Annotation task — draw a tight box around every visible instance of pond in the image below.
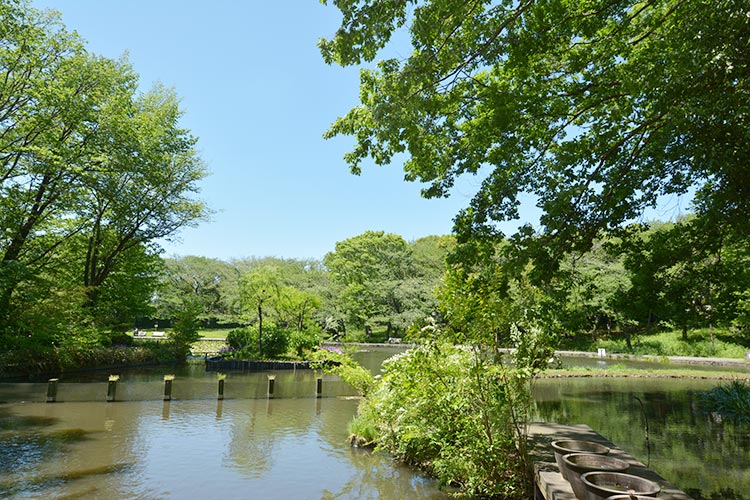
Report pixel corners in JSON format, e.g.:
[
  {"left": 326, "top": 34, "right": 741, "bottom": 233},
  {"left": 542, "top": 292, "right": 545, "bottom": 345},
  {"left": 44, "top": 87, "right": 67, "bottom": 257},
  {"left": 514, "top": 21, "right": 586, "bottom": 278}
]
[
  {"left": 0, "top": 348, "right": 449, "bottom": 500},
  {"left": 534, "top": 375, "right": 750, "bottom": 500},
  {"left": 3, "top": 349, "right": 748, "bottom": 499}
]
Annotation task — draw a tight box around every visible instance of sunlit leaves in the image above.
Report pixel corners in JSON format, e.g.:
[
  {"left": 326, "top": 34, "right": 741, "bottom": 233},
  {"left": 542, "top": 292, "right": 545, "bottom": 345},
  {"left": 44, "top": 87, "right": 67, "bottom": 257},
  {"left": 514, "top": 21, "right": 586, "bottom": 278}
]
[{"left": 321, "top": 0, "right": 750, "bottom": 266}]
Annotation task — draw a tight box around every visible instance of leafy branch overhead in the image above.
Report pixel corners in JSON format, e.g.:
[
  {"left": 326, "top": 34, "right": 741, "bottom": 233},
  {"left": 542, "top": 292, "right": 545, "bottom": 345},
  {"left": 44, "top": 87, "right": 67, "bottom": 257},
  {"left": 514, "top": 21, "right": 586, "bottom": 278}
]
[{"left": 320, "top": 0, "right": 750, "bottom": 265}]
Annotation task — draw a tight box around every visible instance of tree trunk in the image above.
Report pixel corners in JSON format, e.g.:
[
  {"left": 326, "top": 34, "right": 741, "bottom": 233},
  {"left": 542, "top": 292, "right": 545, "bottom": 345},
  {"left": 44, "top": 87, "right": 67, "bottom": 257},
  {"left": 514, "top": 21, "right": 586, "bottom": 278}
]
[
  {"left": 258, "top": 303, "right": 263, "bottom": 357},
  {"left": 682, "top": 324, "right": 688, "bottom": 341}
]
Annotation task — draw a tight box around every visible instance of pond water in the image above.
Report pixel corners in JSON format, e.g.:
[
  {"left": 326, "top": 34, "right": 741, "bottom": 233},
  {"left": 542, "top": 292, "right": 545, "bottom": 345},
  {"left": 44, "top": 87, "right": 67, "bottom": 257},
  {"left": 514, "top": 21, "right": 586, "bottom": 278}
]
[
  {"left": 3, "top": 349, "right": 749, "bottom": 499},
  {"left": 0, "top": 348, "right": 448, "bottom": 500},
  {"left": 534, "top": 376, "right": 750, "bottom": 500}
]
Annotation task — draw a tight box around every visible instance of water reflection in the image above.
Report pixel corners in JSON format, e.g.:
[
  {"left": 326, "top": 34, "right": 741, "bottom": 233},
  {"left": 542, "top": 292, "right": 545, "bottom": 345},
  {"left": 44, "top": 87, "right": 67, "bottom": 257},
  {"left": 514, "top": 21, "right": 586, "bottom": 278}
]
[
  {"left": 0, "top": 347, "right": 447, "bottom": 499},
  {"left": 0, "top": 399, "right": 449, "bottom": 499},
  {"left": 534, "top": 377, "right": 750, "bottom": 500}
]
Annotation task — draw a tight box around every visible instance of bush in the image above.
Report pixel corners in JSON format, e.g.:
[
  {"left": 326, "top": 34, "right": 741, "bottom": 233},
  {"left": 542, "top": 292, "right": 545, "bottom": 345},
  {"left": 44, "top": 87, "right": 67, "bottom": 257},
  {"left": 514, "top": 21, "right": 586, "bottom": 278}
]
[
  {"left": 290, "top": 328, "right": 322, "bottom": 356},
  {"left": 356, "top": 342, "right": 529, "bottom": 497},
  {"left": 347, "top": 324, "right": 552, "bottom": 499},
  {"left": 103, "top": 331, "right": 135, "bottom": 347},
  {"left": 227, "top": 327, "right": 256, "bottom": 351},
  {"left": 312, "top": 346, "right": 374, "bottom": 397},
  {"left": 225, "top": 324, "right": 291, "bottom": 359},
  {"left": 259, "top": 324, "right": 289, "bottom": 358},
  {"left": 698, "top": 380, "right": 750, "bottom": 424}
]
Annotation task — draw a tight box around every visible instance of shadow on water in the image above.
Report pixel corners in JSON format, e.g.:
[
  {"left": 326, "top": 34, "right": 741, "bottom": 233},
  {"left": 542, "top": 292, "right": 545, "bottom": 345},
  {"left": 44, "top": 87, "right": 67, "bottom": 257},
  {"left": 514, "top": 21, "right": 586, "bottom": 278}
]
[
  {"left": 534, "top": 377, "right": 750, "bottom": 500},
  {"left": 0, "top": 406, "right": 114, "bottom": 497},
  {"left": 0, "top": 462, "right": 133, "bottom": 498}
]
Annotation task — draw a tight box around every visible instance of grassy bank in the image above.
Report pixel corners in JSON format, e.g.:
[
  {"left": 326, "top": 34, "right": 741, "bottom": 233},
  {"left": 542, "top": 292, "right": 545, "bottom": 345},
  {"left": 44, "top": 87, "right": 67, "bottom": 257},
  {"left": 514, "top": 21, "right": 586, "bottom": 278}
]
[
  {"left": 557, "top": 327, "right": 750, "bottom": 359},
  {"left": 0, "top": 341, "right": 178, "bottom": 380},
  {"left": 545, "top": 366, "right": 750, "bottom": 380}
]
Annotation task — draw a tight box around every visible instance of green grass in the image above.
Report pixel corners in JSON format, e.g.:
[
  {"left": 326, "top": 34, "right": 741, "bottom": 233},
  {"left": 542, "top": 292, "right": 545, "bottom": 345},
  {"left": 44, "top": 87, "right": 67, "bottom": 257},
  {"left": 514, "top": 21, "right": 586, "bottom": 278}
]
[
  {"left": 557, "top": 327, "right": 750, "bottom": 359},
  {"left": 545, "top": 366, "right": 750, "bottom": 380},
  {"left": 197, "top": 328, "right": 233, "bottom": 339},
  {"left": 338, "top": 326, "right": 395, "bottom": 343}
]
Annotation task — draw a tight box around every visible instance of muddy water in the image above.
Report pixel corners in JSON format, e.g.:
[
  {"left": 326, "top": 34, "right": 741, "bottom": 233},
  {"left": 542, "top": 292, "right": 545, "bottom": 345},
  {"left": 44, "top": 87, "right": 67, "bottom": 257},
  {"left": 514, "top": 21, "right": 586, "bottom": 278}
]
[
  {"left": 0, "top": 348, "right": 448, "bottom": 500},
  {"left": 0, "top": 399, "right": 447, "bottom": 499}
]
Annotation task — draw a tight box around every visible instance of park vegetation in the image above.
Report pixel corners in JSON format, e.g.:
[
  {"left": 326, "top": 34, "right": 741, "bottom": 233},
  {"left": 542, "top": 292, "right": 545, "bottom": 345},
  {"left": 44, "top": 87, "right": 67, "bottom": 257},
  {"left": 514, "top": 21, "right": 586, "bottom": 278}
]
[
  {"left": 316, "top": 0, "right": 749, "bottom": 497},
  {"left": 0, "top": 0, "right": 207, "bottom": 372},
  {"left": 2, "top": 0, "right": 749, "bottom": 497}
]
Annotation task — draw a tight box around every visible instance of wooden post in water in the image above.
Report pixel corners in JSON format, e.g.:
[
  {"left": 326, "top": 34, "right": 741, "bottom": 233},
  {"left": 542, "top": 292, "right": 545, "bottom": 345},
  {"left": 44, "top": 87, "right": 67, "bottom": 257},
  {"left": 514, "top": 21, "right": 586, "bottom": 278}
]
[
  {"left": 217, "top": 373, "right": 226, "bottom": 400},
  {"left": 267, "top": 375, "right": 275, "bottom": 399},
  {"left": 316, "top": 376, "right": 323, "bottom": 398},
  {"left": 107, "top": 375, "right": 120, "bottom": 402},
  {"left": 46, "top": 378, "right": 59, "bottom": 403},
  {"left": 163, "top": 374, "right": 174, "bottom": 401}
]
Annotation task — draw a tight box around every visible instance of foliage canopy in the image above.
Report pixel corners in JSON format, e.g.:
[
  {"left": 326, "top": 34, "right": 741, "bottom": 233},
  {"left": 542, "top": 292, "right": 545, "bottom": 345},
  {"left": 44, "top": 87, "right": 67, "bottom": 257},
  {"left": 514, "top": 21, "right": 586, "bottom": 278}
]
[
  {"left": 321, "top": 0, "right": 750, "bottom": 268},
  {"left": 0, "top": 0, "right": 207, "bottom": 346}
]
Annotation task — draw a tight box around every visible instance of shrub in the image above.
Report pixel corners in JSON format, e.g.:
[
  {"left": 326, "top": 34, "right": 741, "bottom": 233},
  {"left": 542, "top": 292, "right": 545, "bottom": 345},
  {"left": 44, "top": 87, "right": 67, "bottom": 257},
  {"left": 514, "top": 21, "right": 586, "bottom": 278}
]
[
  {"left": 290, "top": 328, "right": 322, "bottom": 357},
  {"left": 312, "top": 346, "right": 374, "bottom": 397},
  {"left": 103, "top": 331, "right": 135, "bottom": 347},
  {"left": 346, "top": 324, "right": 552, "bottom": 499},
  {"left": 227, "top": 327, "right": 256, "bottom": 351},
  {"left": 356, "top": 342, "right": 530, "bottom": 497},
  {"left": 260, "top": 324, "right": 290, "bottom": 358},
  {"left": 225, "top": 324, "right": 290, "bottom": 359}
]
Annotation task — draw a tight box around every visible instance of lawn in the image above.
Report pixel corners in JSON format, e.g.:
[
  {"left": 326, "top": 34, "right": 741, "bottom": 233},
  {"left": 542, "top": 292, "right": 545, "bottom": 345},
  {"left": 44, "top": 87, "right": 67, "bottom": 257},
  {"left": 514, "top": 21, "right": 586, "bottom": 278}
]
[
  {"left": 557, "top": 327, "right": 750, "bottom": 359},
  {"left": 198, "top": 328, "right": 233, "bottom": 340}
]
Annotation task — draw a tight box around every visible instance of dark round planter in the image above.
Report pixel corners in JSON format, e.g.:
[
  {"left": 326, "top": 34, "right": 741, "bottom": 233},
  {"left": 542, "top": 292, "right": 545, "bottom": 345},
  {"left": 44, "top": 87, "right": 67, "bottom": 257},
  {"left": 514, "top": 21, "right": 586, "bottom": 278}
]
[
  {"left": 562, "top": 453, "right": 630, "bottom": 499},
  {"left": 606, "top": 495, "right": 661, "bottom": 500},
  {"left": 581, "top": 471, "right": 660, "bottom": 500},
  {"left": 551, "top": 439, "right": 610, "bottom": 477}
]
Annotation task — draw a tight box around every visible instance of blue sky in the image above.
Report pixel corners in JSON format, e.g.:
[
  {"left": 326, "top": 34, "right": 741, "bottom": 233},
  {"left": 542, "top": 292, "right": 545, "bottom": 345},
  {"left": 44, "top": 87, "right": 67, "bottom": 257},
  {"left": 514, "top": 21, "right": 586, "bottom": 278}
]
[{"left": 31, "top": 0, "right": 502, "bottom": 261}]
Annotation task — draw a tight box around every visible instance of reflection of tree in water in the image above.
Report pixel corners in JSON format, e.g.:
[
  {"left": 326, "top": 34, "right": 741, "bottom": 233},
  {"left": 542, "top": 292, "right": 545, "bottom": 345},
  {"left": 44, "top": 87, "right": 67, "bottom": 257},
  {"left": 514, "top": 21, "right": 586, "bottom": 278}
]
[
  {"left": 533, "top": 378, "right": 750, "bottom": 500},
  {"left": 320, "top": 448, "right": 448, "bottom": 500},
  {"left": 226, "top": 399, "right": 319, "bottom": 478},
  {"left": 226, "top": 411, "right": 274, "bottom": 478}
]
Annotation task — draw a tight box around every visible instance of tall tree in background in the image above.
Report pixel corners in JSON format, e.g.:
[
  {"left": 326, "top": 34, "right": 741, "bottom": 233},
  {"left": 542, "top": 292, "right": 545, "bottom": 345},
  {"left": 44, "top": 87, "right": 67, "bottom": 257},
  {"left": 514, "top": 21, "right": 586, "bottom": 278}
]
[
  {"left": 320, "top": 0, "right": 749, "bottom": 272},
  {"left": 0, "top": 1, "right": 207, "bottom": 344},
  {"left": 239, "top": 265, "right": 283, "bottom": 357},
  {"left": 157, "top": 256, "right": 238, "bottom": 327},
  {"left": 618, "top": 218, "right": 750, "bottom": 340},
  {"left": 324, "top": 231, "right": 415, "bottom": 330},
  {"left": 324, "top": 231, "right": 448, "bottom": 335}
]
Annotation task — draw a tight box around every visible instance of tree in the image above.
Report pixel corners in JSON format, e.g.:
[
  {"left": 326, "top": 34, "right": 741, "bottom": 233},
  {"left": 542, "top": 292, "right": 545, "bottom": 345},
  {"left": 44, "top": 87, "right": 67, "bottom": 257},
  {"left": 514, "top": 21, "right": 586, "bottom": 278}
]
[
  {"left": 156, "top": 256, "right": 238, "bottom": 327},
  {"left": 557, "top": 238, "right": 629, "bottom": 343},
  {"left": 618, "top": 218, "right": 750, "bottom": 340},
  {"left": 0, "top": 1, "right": 208, "bottom": 346},
  {"left": 77, "top": 83, "right": 208, "bottom": 316},
  {"left": 324, "top": 230, "right": 434, "bottom": 335},
  {"left": 0, "top": 5, "right": 114, "bottom": 323},
  {"left": 320, "top": 0, "right": 750, "bottom": 270},
  {"left": 239, "top": 266, "right": 283, "bottom": 356}
]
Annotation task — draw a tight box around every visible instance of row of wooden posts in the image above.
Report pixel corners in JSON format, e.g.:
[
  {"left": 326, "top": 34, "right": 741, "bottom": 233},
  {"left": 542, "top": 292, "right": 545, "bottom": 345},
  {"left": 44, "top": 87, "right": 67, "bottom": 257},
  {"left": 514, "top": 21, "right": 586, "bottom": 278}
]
[{"left": 45, "top": 374, "right": 325, "bottom": 403}]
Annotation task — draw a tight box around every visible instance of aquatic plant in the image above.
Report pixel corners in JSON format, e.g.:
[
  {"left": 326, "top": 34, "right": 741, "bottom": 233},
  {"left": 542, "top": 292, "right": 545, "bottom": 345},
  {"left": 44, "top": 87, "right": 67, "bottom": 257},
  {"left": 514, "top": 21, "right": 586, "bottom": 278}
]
[{"left": 697, "top": 380, "right": 750, "bottom": 424}]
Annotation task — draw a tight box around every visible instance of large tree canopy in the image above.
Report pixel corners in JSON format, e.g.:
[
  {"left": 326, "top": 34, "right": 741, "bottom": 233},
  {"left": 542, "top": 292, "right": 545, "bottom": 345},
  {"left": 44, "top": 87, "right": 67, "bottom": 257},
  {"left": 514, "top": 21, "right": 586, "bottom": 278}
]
[
  {"left": 320, "top": 0, "right": 749, "bottom": 267},
  {"left": 0, "top": 0, "right": 208, "bottom": 340}
]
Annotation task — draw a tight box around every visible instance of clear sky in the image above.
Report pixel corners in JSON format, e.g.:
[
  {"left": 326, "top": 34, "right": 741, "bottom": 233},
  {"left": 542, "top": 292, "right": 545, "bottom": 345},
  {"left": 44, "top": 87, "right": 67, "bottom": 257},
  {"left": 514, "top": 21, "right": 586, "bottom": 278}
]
[{"left": 31, "top": 0, "right": 505, "bottom": 261}]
